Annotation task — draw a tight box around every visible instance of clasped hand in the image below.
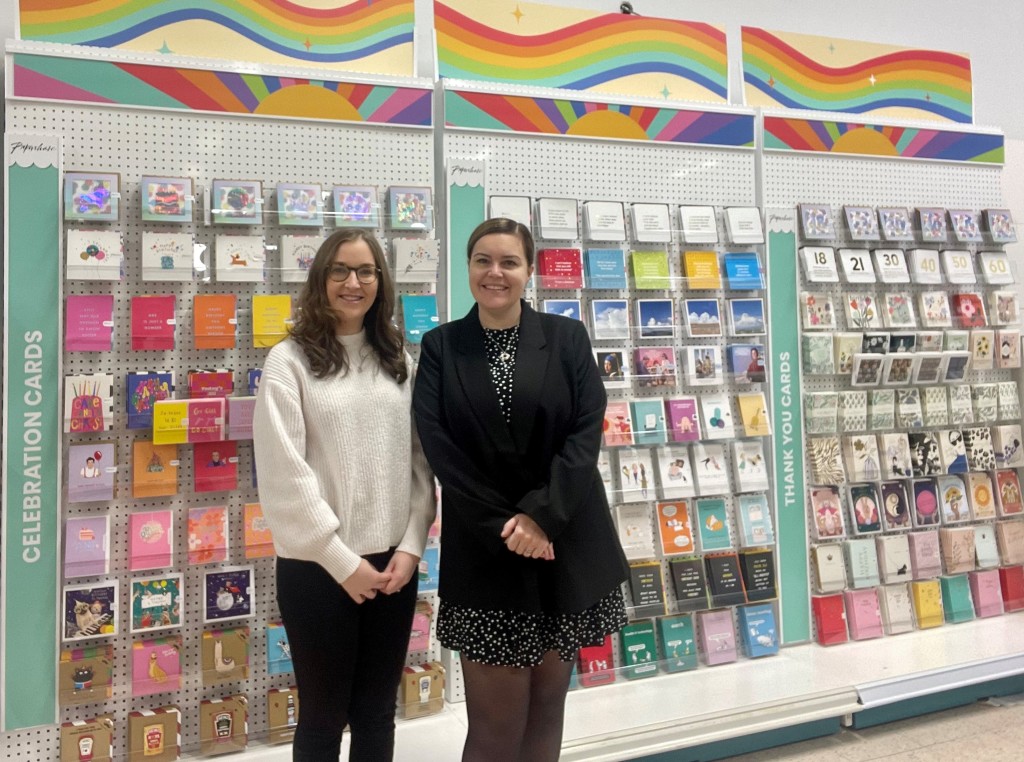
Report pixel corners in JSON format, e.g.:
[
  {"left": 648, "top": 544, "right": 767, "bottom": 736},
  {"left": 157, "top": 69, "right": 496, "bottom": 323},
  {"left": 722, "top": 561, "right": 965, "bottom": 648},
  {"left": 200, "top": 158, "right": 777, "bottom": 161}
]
[
  {"left": 501, "top": 514, "right": 555, "bottom": 560},
  {"left": 341, "top": 551, "right": 419, "bottom": 604}
]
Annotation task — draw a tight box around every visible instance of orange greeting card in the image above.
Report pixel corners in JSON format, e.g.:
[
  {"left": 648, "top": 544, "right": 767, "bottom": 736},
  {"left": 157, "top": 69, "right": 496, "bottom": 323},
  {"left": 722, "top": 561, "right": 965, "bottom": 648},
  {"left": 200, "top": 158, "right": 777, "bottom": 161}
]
[{"left": 194, "top": 294, "right": 237, "bottom": 349}]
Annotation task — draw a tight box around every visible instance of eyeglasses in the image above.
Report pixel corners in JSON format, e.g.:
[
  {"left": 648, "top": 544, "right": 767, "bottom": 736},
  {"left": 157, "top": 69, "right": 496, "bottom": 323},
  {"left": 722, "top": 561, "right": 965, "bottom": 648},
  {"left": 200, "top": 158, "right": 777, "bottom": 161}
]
[{"left": 327, "top": 264, "right": 380, "bottom": 284}]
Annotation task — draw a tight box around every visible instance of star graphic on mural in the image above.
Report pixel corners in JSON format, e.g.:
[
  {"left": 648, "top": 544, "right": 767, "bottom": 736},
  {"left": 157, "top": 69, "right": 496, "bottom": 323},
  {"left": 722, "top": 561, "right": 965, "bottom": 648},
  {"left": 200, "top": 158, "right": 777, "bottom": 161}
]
[
  {"left": 767, "top": 75, "right": 775, "bottom": 88},
  {"left": 512, "top": 4, "right": 524, "bottom": 22},
  {"left": 158, "top": 40, "right": 173, "bottom": 55},
  {"left": 828, "top": 43, "right": 835, "bottom": 53},
  {"left": 661, "top": 85, "right": 671, "bottom": 99},
  {"left": 869, "top": 74, "right": 877, "bottom": 86},
  {"left": 304, "top": 37, "right": 312, "bottom": 50},
  {"left": 925, "top": 93, "right": 932, "bottom": 101}
]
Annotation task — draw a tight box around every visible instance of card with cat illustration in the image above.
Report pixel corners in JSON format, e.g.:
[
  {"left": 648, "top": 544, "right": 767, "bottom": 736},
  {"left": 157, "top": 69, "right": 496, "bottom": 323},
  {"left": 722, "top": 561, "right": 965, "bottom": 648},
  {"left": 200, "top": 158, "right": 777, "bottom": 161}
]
[{"left": 63, "top": 582, "right": 118, "bottom": 642}]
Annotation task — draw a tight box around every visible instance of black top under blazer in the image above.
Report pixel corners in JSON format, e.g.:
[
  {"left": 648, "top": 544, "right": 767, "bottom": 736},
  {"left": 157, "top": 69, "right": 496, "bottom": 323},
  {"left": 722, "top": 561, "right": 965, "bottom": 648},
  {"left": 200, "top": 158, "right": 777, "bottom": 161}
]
[{"left": 413, "top": 301, "right": 629, "bottom": 614}]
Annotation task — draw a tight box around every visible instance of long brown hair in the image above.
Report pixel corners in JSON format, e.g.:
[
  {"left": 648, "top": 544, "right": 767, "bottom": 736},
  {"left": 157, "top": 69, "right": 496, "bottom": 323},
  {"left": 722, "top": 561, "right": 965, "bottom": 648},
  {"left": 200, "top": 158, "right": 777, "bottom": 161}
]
[{"left": 289, "top": 229, "right": 408, "bottom": 383}]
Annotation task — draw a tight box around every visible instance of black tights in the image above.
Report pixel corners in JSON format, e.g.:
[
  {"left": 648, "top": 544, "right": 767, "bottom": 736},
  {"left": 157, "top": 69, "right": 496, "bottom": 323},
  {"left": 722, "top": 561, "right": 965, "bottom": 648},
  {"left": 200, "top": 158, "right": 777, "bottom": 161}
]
[{"left": 461, "top": 650, "right": 575, "bottom": 762}]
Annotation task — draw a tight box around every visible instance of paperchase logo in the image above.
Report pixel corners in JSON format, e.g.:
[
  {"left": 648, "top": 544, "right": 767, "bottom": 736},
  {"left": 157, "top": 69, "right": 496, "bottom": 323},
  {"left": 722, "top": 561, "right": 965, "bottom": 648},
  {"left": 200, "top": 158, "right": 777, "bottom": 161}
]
[
  {"left": 449, "top": 161, "right": 483, "bottom": 187},
  {"left": 10, "top": 140, "right": 56, "bottom": 156},
  {"left": 768, "top": 212, "right": 794, "bottom": 225}
]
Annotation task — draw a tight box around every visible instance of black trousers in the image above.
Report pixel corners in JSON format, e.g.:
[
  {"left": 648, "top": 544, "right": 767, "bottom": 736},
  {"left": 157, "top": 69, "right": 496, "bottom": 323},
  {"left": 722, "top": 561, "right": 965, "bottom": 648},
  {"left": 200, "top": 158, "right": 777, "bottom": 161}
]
[{"left": 276, "top": 552, "right": 418, "bottom": 762}]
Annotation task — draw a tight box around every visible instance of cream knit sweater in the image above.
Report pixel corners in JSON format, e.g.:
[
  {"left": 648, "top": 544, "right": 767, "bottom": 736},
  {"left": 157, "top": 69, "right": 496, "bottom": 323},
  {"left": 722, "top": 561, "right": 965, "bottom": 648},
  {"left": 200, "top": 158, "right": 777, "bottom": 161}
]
[{"left": 252, "top": 331, "right": 435, "bottom": 585}]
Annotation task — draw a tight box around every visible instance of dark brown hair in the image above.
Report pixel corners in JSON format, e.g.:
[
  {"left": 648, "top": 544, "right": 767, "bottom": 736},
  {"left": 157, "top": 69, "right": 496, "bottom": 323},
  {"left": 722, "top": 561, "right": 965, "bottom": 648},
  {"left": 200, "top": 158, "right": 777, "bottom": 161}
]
[
  {"left": 289, "top": 229, "right": 408, "bottom": 383},
  {"left": 466, "top": 217, "right": 535, "bottom": 266}
]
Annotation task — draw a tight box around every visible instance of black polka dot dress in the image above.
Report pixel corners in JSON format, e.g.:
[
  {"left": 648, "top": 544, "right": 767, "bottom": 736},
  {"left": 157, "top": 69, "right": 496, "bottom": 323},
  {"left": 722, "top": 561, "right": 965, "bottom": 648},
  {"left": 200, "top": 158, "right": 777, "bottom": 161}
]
[{"left": 436, "top": 325, "right": 628, "bottom": 667}]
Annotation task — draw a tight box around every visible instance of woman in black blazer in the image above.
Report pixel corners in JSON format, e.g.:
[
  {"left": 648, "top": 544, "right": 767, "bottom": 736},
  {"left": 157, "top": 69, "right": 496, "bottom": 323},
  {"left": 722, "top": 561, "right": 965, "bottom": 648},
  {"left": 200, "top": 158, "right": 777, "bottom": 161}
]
[{"left": 413, "top": 218, "right": 628, "bottom": 761}]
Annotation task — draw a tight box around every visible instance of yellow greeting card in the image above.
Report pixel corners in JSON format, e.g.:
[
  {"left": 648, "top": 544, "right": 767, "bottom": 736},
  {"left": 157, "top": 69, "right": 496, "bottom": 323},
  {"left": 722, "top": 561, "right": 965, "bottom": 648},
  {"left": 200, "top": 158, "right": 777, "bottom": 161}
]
[
  {"left": 152, "top": 400, "right": 189, "bottom": 445},
  {"left": 252, "top": 294, "right": 292, "bottom": 348}
]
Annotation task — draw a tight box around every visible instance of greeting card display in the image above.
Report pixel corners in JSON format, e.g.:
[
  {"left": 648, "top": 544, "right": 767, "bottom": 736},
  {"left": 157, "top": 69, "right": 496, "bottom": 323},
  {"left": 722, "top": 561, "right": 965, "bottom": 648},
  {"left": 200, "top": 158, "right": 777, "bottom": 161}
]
[
  {"left": 58, "top": 646, "right": 114, "bottom": 706},
  {"left": 729, "top": 344, "right": 766, "bottom": 383},
  {"left": 128, "top": 510, "right": 174, "bottom": 571},
  {"left": 63, "top": 582, "right": 118, "bottom": 641},
  {"left": 279, "top": 235, "right": 323, "bottom": 283},
  {"left": 253, "top": 294, "right": 293, "bottom": 348},
  {"left": 276, "top": 183, "right": 323, "bottom": 226},
  {"left": 880, "top": 481, "right": 912, "bottom": 531},
  {"left": 193, "top": 294, "right": 237, "bottom": 350},
  {"left": 684, "top": 298, "right": 722, "bottom": 337},
  {"left": 130, "top": 575, "right": 183, "bottom": 634},
  {"left": 602, "top": 400, "right": 634, "bottom": 446},
  {"left": 394, "top": 238, "right": 440, "bottom": 283},
  {"left": 388, "top": 186, "right": 432, "bottom": 230},
  {"left": 682, "top": 250, "right": 721, "bottom": 290},
  {"left": 584, "top": 248, "right": 627, "bottom": 289},
  {"left": 66, "top": 229, "right": 123, "bottom": 280},
  {"left": 489, "top": 195, "right": 532, "bottom": 227},
  {"left": 635, "top": 299, "right": 674, "bottom": 338},
  {"left": 64, "top": 373, "right": 114, "bottom": 433},
  {"left": 67, "top": 442, "right": 116, "bottom": 503},
  {"left": 618, "top": 448, "right": 655, "bottom": 502},
  {"left": 655, "top": 445, "right": 696, "bottom": 499},
  {"left": 799, "top": 203, "right": 835, "bottom": 239},
  {"left": 728, "top": 298, "right": 766, "bottom": 336},
  {"left": 537, "top": 197, "right": 579, "bottom": 239},
  {"left": 64, "top": 515, "right": 111, "bottom": 578},
  {"left": 333, "top": 186, "right": 379, "bottom": 227},
  {"left": 131, "top": 441, "right": 178, "bottom": 500},
  {"left": 215, "top": 234, "right": 266, "bottom": 282},
  {"left": 203, "top": 566, "right": 254, "bottom": 622},
  {"left": 811, "top": 486, "right": 845, "bottom": 540},
  {"left": 211, "top": 179, "right": 262, "bottom": 224},
  {"left": 655, "top": 500, "right": 695, "bottom": 556},
  {"left": 800, "top": 246, "right": 839, "bottom": 283},
  {"left": 684, "top": 346, "right": 722, "bottom": 386},
  {"left": 266, "top": 621, "right": 293, "bottom": 675},
  {"left": 844, "top": 206, "right": 880, "bottom": 241},
  {"left": 64, "top": 171, "right": 119, "bottom": 221},
  {"left": 65, "top": 294, "right": 114, "bottom": 351},
  {"left": 582, "top": 200, "right": 626, "bottom": 242},
  {"left": 879, "top": 207, "right": 915, "bottom": 241},
  {"left": 141, "top": 231, "right": 194, "bottom": 281},
  {"left": 244, "top": 503, "right": 275, "bottom": 559},
  {"left": 849, "top": 483, "right": 882, "bottom": 534},
  {"left": 679, "top": 205, "right": 718, "bottom": 243},
  {"left": 724, "top": 206, "right": 764, "bottom": 244},
  {"left": 634, "top": 346, "right": 677, "bottom": 387},
  {"left": 194, "top": 441, "right": 239, "bottom": 493},
  {"left": 201, "top": 627, "right": 250, "bottom": 684},
  {"left": 984, "top": 208, "right": 1017, "bottom": 243},
  {"left": 630, "top": 203, "right": 671, "bottom": 243},
  {"left": 800, "top": 292, "right": 835, "bottom": 331},
  {"left": 692, "top": 442, "right": 730, "bottom": 494},
  {"left": 615, "top": 504, "right": 655, "bottom": 560},
  {"left": 140, "top": 175, "right": 193, "bottom": 222},
  {"left": 630, "top": 250, "right": 670, "bottom": 289}
]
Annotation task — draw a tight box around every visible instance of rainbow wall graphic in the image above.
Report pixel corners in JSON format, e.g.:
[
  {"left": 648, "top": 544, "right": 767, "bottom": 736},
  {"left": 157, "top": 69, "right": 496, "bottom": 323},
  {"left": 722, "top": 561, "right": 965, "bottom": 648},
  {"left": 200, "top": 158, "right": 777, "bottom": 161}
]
[
  {"left": 743, "top": 27, "right": 973, "bottom": 124},
  {"left": 18, "top": 0, "right": 415, "bottom": 76},
  {"left": 764, "top": 116, "right": 1002, "bottom": 164},
  {"left": 446, "top": 89, "right": 753, "bottom": 147},
  {"left": 436, "top": 0, "right": 727, "bottom": 103},
  {"left": 11, "top": 53, "right": 432, "bottom": 126}
]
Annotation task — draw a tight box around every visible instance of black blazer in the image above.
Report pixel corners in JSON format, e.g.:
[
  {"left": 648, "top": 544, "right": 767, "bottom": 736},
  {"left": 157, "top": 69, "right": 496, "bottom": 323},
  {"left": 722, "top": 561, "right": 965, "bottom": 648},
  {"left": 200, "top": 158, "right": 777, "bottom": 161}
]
[{"left": 413, "top": 302, "right": 628, "bottom": 614}]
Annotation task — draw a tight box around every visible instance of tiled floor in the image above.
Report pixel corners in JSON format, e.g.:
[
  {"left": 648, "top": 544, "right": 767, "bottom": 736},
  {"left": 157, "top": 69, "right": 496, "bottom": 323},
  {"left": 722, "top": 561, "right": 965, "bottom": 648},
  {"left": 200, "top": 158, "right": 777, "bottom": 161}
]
[{"left": 718, "top": 695, "right": 1024, "bottom": 761}]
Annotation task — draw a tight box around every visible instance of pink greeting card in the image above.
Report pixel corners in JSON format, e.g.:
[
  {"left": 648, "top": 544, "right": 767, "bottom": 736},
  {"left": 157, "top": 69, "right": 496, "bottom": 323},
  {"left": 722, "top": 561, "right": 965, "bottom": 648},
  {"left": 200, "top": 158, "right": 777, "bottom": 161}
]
[
  {"left": 188, "top": 505, "right": 229, "bottom": 565},
  {"left": 131, "top": 637, "right": 183, "bottom": 697},
  {"left": 128, "top": 510, "right": 174, "bottom": 571},
  {"left": 227, "top": 396, "right": 256, "bottom": 440},
  {"left": 65, "top": 294, "right": 114, "bottom": 351},
  {"left": 193, "top": 441, "right": 238, "bottom": 493},
  {"left": 130, "top": 295, "right": 176, "bottom": 350},
  {"left": 188, "top": 398, "right": 228, "bottom": 442}
]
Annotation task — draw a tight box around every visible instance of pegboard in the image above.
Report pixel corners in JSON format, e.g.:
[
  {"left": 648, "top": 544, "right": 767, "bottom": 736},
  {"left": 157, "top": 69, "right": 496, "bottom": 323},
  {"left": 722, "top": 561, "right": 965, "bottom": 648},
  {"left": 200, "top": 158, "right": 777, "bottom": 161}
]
[
  {"left": 444, "top": 120, "right": 775, "bottom": 689},
  {"left": 2, "top": 99, "right": 438, "bottom": 761},
  {"left": 763, "top": 141, "right": 1021, "bottom": 643}
]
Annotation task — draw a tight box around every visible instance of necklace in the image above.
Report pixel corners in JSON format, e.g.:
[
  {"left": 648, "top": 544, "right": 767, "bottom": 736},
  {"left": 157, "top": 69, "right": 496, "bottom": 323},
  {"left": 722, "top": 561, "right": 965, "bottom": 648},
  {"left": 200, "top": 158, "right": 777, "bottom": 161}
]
[{"left": 488, "top": 326, "right": 518, "bottom": 364}]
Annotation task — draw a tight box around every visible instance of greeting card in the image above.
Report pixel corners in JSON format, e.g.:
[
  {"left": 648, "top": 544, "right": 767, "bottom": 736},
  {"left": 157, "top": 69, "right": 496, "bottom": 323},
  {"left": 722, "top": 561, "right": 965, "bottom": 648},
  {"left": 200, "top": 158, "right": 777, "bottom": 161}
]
[
  {"left": 211, "top": 179, "right": 262, "bottom": 224},
  {"left": 583, "top": 200, "right": 626, "bottom": 242},
  {"left": 63, "top": 582, "right": 118, "bottom": 641},
  {"left": 126, "top": 371, "right": 173, "bottom": 430},
  {"left": 140, "top": 175, "right": 192, "bottom": 222},
  {"left": 602, "top": 400, "right": 634, "bottom": 447},
  {"left": 590, "top": 299, "right": 629, "bottom": 340},
  {"left": 388, "top": 186, "right": 433, "bottom": 230},
  {"left": 67, "top": 442, "right": 116, "bottom": 503},
  {"left": 128, "top": 510, "right": 174, "bottom": 571},
  {"left": 130, "top": 575, "right": 183, "bottom": 634},
  {"left": 194, "top": 441, "right": 239, "bottom": 493},
  {"left": 951, "top": 292, "right": 987, "bottom": 328},
  {"left": 65, "top": 294, "right": 114, "bottom": 351},
  {"left": 130, "top": 295, "right": 176, "bottom": 350},
  {"left": 64, "top": 373, "right": 114, "bottom": 433},
  {"left": 679, "top": 205, "right": 718, "bottom": 243},
  {"left": 595, "top": 348, "right": 630, "bottom": 388},
  {"left": 800, "top": 292, "right": 835, "bottom": 331},
  {"left": 244, "top": 503, "right": 275, "bottom": 559},
  {"left": 542, "top": 299, "right": 581, "bottom": 321},
  {"left": 729, "top": 343, "right": 767, "bottom": 382},
  {"left": 635, "top": 299, "right": 674, "bottom": 338},
  {"left": 630, "top": 250, "right": 671, "bottom": 290},
  {"left": 276, "top": 183, "right": 323, "bottom": 226},
  {"left": 684, "top": 298, "right": 722, "bottom": 337},
  {"left": 918, "top": 207, "right": 948, "bottom": 242},
  {"left": 227, "top": 396, "right": 256, "bottom": 441},
  {"left": 394, "top": 238, "right": 441, "bottom": 283},
  {"left": 724, "top": 207, "right": 764, "bottom": 244},
  {"left": 131, "top": 636, "right": 183, "bottom": 697},
  {"left": 201, "top": 627, "right": 250, "bottom": 684},
  {"left": 188, "top": 505, "right": 230, "bottom": 565},
  {"left": 843, "top": 293, "right": 881, "bottom": 329},
  {"left": 683, "top": 346, "right": 721, "bottom": 387},
  {"left": 682, "top": 250, "right": 721, "bottom": 290},
  {"left": 203, "top": 566, "right": 254, "bottom": 622},
  {"left": 64, "top": 515, "right": 111, "bottom": 578},
  {"left": 64, "top": 171, "right": 119, "bottom": 221},
  {"left": 58, "top": 646, "right": 114, "bottom": 706},
  {"left": 583, "top": 248, "right": 627, "bottom": 289},
  {"left": 141, "top": 231, "right": 194, "bottom": 281},
  {"left": 279, "top": 234, "right": 323, "bottom": 283},
  {"left": 252, "top": 294, "right": 293, "bottom": 348},
  {"left": 736, "top": 392, "right": 771, "bottom": 436},
  {"left": 333, "top": 186, "right": 379, "bottom": 228},
  {"left": 691, "top": 442, "right": 731, "bottom": 495},
  {"left": 728, "top": 297, "right": 766, "bottom": 335},
  {"left": 615, "top": 504, "right": 655, "bottom": 561},
  {"left": 131, "top": 440, "right": 178, "bottom": 499},
  {"left": 880, "top": 481, "right": 912, "bottom": 531},
  {"left": 949, "top": 209, "right": 983, "bottom": 243},
  {"left": 811, "top": 486, "right": 845, "bottom": 540},
  {"left": 695, "top": 498, "right": 731, "bottom": 552},
  {"left": 631, "top": 203, "right": 671, "bottom": 243},
  {"left": 66, "top": 229, "right": 123, "bottom": 280},
  {"left": 618, "top": 448, "right": 655, "bottom": 503},
  {"left": 655, "top": 445, "right": 696, "bottom": 499},
  {"left": 844, "top": 206, "right": 880, "bottom": 240},
  {"left": 799, "top": 203, "right": 835, "bottom": 239},
  {"left": 193, "top": 294, "right": 238, "bottom": 349},
  {"left": 984, "top": 208, "right": 1017, "bottom": 243},
  {"left": 699, "top": 392, "right": 735, "bottom": 439},
  {"left": 656, "top": 500, "right": 695, "bottom": 556},
  {"left": 733, "top": 439, "right": 769, "bottom": 492},
  {"left": 215, "top": 235, "right": 266, "bottom": 282},
  {"left": 879, "top": 207, "right": 914, "bottom": 241},
  {"left": 266, "top": 621, "right": 293, "bottom": 674},
  {"left": 723, "top": 252, "right": 764, "bottom": 290},
  {"left": 634, "top": 346, "right": 677, "bottom": 387}
]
